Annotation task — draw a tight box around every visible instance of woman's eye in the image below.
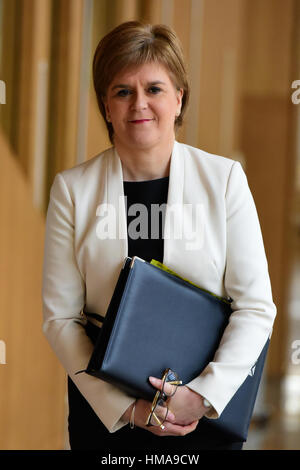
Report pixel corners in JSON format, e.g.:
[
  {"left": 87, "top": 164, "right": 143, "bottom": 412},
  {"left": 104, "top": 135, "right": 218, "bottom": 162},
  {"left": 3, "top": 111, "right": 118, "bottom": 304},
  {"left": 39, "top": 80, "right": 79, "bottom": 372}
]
[
  {"left": 148, "top": 86, "right": 161, "bottom": 94},
  {"left": 117, "top": 89, "right": 131, "bottom": 97}
]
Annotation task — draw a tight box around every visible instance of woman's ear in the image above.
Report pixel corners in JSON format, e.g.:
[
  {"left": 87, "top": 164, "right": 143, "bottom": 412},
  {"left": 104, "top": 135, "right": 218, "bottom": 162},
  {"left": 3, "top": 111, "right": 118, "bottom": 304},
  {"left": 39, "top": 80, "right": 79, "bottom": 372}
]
[
  {"left": 102, "top": 98, "right": 111, "bottom": 122},
  {"left": 176, "top": 88, "right": 184, "bottom": 116}
]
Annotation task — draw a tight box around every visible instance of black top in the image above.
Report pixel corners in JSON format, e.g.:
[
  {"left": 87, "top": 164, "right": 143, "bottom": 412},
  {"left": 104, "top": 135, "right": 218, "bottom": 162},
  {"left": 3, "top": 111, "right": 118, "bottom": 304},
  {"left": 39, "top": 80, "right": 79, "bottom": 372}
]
[{"left": 123, "top": 176, "right": 169, "bottom": 263}]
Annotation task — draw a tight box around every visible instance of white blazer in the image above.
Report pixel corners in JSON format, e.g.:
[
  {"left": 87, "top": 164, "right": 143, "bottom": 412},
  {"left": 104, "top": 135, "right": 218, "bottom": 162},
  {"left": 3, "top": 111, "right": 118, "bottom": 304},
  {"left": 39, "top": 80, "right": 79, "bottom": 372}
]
[{"left": 42, "top": 141, "right": 276, "bottom": 433}]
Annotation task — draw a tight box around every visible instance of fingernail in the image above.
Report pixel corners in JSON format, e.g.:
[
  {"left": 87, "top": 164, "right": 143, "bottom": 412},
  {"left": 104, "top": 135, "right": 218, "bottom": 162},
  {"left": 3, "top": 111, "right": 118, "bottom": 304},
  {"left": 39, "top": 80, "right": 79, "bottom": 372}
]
[{"left": 149, "top": 376, "right": 158, "bottom": 383}]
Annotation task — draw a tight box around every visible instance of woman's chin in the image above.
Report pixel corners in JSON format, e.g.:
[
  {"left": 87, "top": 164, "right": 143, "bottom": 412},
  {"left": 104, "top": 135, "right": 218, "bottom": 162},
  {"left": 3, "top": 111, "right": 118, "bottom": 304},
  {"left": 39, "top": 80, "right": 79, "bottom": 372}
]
[{"left": 120, "top": 134, "right": 161, "bottom": 151}]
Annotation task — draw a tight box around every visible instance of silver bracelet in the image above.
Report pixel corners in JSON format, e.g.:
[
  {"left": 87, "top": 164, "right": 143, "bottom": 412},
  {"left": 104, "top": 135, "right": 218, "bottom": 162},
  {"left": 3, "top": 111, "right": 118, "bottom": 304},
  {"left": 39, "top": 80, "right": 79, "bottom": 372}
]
[{"left": 130, "top": 401, "right": 136, "bottom": 429}]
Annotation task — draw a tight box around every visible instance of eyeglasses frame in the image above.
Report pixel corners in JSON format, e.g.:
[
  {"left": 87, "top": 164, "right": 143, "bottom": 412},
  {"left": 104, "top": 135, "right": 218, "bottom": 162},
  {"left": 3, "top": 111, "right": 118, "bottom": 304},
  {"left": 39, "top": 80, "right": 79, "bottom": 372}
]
[{"left": 145, "top": 368, "right": 182, "bottom": 430}]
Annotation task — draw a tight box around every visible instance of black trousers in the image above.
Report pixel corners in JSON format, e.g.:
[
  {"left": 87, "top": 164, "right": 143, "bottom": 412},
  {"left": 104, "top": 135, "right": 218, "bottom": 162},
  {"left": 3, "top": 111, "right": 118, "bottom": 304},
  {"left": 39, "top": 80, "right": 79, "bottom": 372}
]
[{"left": 67, "top": 322, "right": 244, "bottom": 451}]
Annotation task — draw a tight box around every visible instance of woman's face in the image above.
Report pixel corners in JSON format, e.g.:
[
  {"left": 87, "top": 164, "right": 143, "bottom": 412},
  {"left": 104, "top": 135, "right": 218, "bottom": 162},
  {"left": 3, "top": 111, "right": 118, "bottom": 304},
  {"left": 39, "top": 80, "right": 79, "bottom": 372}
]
[{"left": 103, "top": 62, "right": 183, "bottom": 152}]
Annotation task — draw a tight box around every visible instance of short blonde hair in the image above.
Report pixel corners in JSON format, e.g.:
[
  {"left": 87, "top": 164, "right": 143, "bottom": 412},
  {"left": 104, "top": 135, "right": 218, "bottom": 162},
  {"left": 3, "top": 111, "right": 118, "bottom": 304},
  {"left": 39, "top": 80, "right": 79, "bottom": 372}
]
[{"left": 93, "top": 21, "right": 190, "bottom": 143}]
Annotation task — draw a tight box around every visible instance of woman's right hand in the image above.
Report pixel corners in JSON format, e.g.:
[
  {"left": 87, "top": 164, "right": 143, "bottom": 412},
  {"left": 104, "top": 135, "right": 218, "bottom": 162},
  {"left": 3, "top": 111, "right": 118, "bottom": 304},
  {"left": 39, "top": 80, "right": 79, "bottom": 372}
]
[{"left": 123, "top": 399, "right": 199, "bottom": 437}]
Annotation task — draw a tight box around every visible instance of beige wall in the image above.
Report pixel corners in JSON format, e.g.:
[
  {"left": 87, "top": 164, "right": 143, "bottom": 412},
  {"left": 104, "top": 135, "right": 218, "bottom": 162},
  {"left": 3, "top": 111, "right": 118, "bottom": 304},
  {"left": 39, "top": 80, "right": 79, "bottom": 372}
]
[{"left": 0, "top": 130, "right": 66, "bottom": 449}]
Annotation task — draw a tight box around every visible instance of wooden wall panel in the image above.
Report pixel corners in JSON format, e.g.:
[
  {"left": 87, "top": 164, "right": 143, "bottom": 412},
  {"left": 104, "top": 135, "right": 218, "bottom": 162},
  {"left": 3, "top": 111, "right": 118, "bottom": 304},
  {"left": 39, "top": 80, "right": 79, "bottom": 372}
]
[
  {"left": 15, "top": 0, "right": 51, "bottom": 203},
  {"left": 195, "top": 0, "right": 246, "bottom": 156},
  {"left": 240, "top": 0, "right": 295, "bottom": 378},
  {"left": 240, "top": 96, "right": 292, "bottom": 377},
  {"left": 46, "top": 0, "right": 84, "bottom": 196},
  {"left": 172, "top": 0, "right": 191, "bottom": 144},
  {"left": 140, "top": 0, "right": 162, "bottom": 24},
  {"left": 0, "top": 0, "right": 19, "bottom": 150},
  {"left": 0, "top": 131, "right": 66, "bottom": 449},
  {"left": 110, "top": 0, "right": 139, "bottom": 27},
  {"left": 86, "top": 0, "right": 113, "bottom": 160}
]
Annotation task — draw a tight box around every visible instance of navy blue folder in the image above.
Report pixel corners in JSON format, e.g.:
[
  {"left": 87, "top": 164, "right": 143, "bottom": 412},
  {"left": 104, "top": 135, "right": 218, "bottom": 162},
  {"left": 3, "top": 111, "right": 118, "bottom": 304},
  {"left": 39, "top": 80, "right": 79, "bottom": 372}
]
[{"left": 84, "top": 256, "right": 269, "bottom": 442}]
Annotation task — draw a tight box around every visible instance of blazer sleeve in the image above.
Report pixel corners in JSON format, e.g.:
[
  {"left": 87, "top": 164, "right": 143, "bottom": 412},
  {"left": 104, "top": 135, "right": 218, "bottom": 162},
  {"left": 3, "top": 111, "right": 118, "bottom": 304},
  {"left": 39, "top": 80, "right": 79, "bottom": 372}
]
[
  {"left": 186, "top": 161, "right": 277, "bottom": 418},
  {"left": 42, "top": 173, "right": 135, "bottom": 432}
]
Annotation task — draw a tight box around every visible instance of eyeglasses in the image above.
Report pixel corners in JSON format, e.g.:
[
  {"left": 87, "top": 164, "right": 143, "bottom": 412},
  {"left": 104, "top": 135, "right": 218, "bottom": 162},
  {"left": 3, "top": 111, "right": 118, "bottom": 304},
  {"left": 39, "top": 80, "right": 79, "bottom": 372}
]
[{"left": 145, "top": 368, "right": 182, "bottom": 430}]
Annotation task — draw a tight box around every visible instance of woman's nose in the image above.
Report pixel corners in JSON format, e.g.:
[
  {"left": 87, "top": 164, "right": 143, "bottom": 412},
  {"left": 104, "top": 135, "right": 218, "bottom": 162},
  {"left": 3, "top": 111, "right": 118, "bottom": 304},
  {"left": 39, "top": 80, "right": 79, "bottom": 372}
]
[{"left": 131, "top": 91, "right": 148, "bottom": 111}]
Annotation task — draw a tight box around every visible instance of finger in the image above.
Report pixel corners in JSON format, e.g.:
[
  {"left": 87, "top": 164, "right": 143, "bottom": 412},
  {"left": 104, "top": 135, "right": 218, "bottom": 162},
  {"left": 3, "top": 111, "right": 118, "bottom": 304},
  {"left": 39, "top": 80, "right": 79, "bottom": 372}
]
[
  {"left": 147, "top": 407, "right": 176, "bottom": 428},
  {"left": 146, "top": 424, "right": 176, "bottom": 437},
  {"left": 149, "top": 421, "right": 198, "bottom": 437},
  {"left": 148, "top": 376, "right": 163, "bottom": 390},
  {"left": 149, "top": 376, "right": 175, "bottom": 396},
  {"left": 183, "top": 420, "right": 199, "bottom": 433},
  {"left": 143, "top": 419, "right": 179, "bottom": 436},
  {"left": 165, "top": 410, "right": 176, "bottom": 423},
  {"left": 170, "top": 420, "right": 199, "bottom": 435},
  {"left": 155, "top": 406, "right": 176, "bottom": 422}
]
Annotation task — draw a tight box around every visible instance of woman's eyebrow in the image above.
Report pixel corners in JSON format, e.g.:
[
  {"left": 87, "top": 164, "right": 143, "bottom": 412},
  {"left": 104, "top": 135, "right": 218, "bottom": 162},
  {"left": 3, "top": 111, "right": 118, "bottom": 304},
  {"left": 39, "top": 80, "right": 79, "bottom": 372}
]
[
  {"left": 111, "top": 80, "right": 166, "bottom": 90},
  {"left": 111, "top": 84, "right": 130, "bottom": 90},
  {"left": 147, "top": 81, "right": 166, "bottom": 86}
]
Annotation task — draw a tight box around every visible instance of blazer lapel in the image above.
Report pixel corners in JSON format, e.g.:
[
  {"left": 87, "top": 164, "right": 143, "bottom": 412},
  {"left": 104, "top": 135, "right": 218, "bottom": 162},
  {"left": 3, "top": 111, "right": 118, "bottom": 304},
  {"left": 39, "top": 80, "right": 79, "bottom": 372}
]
[
  {"left": 163, "top": 140, "right": 184, "bottom": 268},
  {"left": 162, "top": 142, "right": 212, "bottom": 292},
  {"left": 106, "top": 146, "right": 128, "bottom": 259},
  {"left": 89, "top": 148, "right": 128, "bottom": 314}
]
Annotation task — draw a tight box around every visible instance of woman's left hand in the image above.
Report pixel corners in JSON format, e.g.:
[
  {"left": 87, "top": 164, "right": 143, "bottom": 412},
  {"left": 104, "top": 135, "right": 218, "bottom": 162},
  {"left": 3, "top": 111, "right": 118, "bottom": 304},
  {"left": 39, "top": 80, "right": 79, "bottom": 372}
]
[{"left": 149, "top": 376, "right": 208, "bottom": 426}]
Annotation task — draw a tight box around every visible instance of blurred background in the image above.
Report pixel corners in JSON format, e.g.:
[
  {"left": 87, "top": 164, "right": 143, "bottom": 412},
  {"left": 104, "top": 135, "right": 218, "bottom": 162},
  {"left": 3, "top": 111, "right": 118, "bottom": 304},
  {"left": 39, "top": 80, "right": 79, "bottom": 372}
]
[{"left": 0, "top": 0, "right": 299, "bottom": 450}]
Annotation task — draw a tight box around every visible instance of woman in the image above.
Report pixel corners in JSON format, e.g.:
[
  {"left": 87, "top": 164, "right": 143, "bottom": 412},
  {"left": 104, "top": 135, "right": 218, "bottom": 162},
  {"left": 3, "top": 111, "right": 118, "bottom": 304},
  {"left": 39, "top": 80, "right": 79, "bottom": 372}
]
[{"left": 42, "top": 21, "right": 276, "bottom": 451}]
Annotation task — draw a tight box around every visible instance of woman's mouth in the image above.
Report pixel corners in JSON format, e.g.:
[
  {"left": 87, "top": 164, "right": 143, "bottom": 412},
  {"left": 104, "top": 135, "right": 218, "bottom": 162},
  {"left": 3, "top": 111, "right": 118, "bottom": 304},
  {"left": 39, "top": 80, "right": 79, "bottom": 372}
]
[{"left": 129, "top": 119, "right": 153, "bottom": 124}]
